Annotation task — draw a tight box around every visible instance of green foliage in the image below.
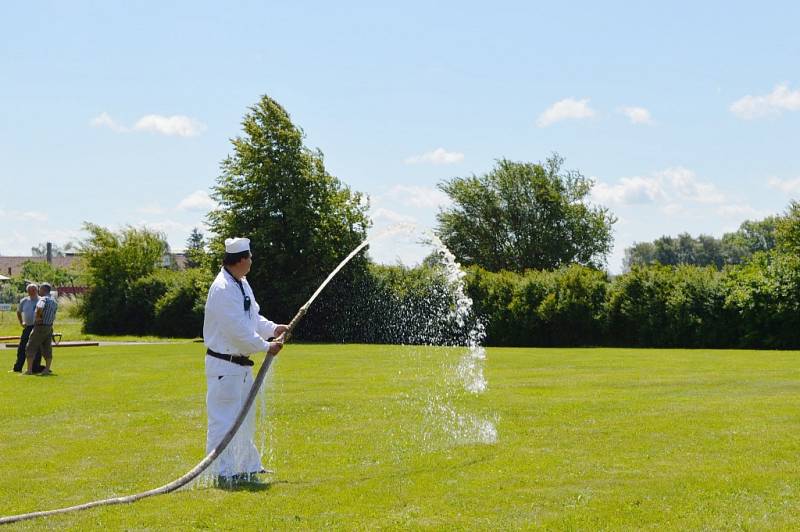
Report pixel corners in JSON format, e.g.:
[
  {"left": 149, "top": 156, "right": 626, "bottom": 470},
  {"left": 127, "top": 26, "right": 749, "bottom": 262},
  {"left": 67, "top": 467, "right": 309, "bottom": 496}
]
[
  {"left": 723, "top": 251, "right": 800, "bottom": 348},
  {"left": 606, "top": 265, "right": 731, "bottom": 347},
  {"left": 730, "top": 217, "right": 779, "bottom": 256},
  {"left": 18, "top": 260, "right": 78, "bottom": 287},
  {"left": 624, "top": 217, "right": 780, "bottom": 270},
  {"left": 465, "top": 268, "right": 520, "bottom": 345},
  {"left": 152, "top": 268, "right": 211, "bottom": 338},
  {"left": 185, "top": 227, "right": 207, "bottom": 269},
  {"left": 207, "top": 95, "right": 371, "bottom": 329},
  {"left": 300, "top": 262, "right": 460, "bottom": 345},
  {"left": 125, "top": 270, "right": 175, "bottom": 334},
  {"left": 436, "top": 155, "right": 616, "bottom": 271},
  {"left": 775, "top": 200, "right": 800, "bottom": 255},
  {"left": 0, "top": 282, "right": 21, "bottom": 305},
  {"left": 83, "top": 259, "right": 211, "bottom": 338},
  {"left": 538, "top": 265, "right": 608, "bottom": 346},
  {"left": 465, "top": 265, "right": 607, "bottom": 346},
  {"left": 79, "top": 224, "right": 169, "bottom": 334},
  {"left": 506, "top": 270, "right": 551, "bottom": 346},
  {"left": 606, "top": 265, "right": 671, "bottom": 346},
  {"left": 309, "top": 256, "right": 800, "bottom": 349}
]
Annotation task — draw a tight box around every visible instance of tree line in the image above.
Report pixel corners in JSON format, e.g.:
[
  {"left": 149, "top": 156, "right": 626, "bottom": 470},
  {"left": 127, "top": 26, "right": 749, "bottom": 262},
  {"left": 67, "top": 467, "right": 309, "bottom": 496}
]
[{"left": 623, "top": 218, "right": 779, "bottom": 270}]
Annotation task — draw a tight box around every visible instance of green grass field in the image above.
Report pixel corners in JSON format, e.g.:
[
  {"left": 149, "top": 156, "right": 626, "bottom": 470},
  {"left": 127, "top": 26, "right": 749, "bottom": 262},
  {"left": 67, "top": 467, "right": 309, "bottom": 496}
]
[
  {"left": 1, "top": 343, "right": 799, "bottom": 530},
  {"left": 0, "top": 310, "right": 192, "bottom": 343}
]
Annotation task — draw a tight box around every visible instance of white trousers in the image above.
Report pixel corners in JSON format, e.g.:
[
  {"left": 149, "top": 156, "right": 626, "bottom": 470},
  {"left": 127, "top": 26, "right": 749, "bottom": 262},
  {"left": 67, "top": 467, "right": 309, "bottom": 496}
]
[{"left": 206, "top": 370, "right": 263, "bottom": 477}]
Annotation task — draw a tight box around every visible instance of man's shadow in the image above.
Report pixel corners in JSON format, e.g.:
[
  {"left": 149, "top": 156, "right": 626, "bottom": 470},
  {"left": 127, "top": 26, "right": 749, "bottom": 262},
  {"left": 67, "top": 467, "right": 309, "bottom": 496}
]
[{"left": 215, "top": 480, "right": 272, "bottom": 493}]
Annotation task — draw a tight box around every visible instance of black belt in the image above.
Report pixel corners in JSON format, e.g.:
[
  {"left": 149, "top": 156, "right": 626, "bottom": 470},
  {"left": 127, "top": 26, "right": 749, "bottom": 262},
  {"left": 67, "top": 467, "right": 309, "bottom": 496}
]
[{"left": 206, "top": 349, "right": 254, "bottom": 367}]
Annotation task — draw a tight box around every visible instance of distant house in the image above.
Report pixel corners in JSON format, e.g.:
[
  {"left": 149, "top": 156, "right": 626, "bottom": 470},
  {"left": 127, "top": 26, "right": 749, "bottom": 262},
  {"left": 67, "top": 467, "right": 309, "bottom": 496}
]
[
  {"left": 163, "top": 253, "right": 188, "bottom": 270},
  {"left": 0, "top": 254, "right": 82, "bottom": 277},
  {"left": 0, "top": 249, "right": 186, "bottom": 294},
  {"left": 0, "top": 250, "right": 187, "bottom": 277}
]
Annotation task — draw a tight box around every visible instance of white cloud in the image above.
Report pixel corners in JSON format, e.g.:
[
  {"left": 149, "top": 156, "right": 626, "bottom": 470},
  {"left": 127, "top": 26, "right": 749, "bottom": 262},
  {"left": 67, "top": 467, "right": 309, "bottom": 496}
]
[
  {"left": 404, "top": 148, "right": 464, "bottom": 165},
  {"left": 715, "top": 204, "right": 762, "bottom": 218},
  {"left": 36, "top": 227, "right": 83, "bottom": 243},
  {"left": 137, "top": 203, "right": 167, "bottom": 215},
  {"left": 90, "top": 112, "right": 206, "bottom": 136},
  {"left": 592, "top": 167, "right": 725, "bottom": 208},
  {"left": 591, "top": 176, "right": 665, "bottom": 205},
  {"left": 661, "top": 167, "right": 725, "bottom": 204},
  {"left": 536, "top": 98, "right": 595, "bottom": 127},
  {"left": 177, "top": 190, "right": 217, "bottom": 211},
  {"left": 90, "top": 112, "right": 128, "bottom": 132},
  {"left": 661, "top": 203, "right": 687, "bottom": 216},
  {"left": 619, "top": 106, "right": 654, "bottom": 125},
  {"left": 767, "top": 176, "right": 800, "bottom": 194},
  {"left": 0, "top": 230, "right": 30, "bottom": 255},
  {"left": 134, "top": 114, "right": 207, "bottom": 137},
  {"left": 138, "top": 219, "right": 195, "bottom": 235},
  {"left": 20, "top": 211, "right": 48, "bottom": 222},
  {"left": 370, "top": 207, "right": 417, "bottom": 224},
  {"left": 0, "top": 209, "right": 48, "bottom": 222},
  {"left": 730, "top": 83, "right": 800, "bottom": 119},
  {"left": 385, "top": 185, "right": 451, "bottom": 209}
]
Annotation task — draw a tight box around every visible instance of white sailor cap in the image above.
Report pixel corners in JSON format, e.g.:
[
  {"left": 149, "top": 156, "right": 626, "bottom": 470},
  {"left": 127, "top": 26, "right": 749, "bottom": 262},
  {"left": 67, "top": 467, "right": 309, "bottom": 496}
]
[{"left": 224, "top": 237, "right": 250, "bottom": 254}]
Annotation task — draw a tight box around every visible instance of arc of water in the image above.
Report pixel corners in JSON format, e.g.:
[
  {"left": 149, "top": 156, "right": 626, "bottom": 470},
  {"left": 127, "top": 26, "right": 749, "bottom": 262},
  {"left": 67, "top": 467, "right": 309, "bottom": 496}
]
[{"left": 0, "top": 230, "right": 396, "bottom": 526}]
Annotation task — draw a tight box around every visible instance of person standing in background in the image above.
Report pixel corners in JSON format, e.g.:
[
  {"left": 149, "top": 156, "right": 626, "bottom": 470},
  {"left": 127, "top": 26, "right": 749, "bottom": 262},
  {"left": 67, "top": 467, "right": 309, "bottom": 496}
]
[
  {"left": 12, "top": 284, "right": 44, "bottom": 374},
  {"left": 23, "top": 283, "right": 58, "bottom": 376}
]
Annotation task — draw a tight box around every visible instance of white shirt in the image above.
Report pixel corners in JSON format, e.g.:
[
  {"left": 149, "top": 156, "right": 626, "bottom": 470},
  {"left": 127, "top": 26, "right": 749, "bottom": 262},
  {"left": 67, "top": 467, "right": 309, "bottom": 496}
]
[{"left": 203, "top": 268, "right": 277, "bottom": 375}]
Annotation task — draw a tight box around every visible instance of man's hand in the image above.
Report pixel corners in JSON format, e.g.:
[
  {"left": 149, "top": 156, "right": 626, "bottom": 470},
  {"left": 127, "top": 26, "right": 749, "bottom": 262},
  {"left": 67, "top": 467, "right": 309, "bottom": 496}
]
[
  {"left": 273, "top": 324, "right": 289, "bottom": 338},
  {"left": 267, "top": 341, "right": 283, "bottom": 356}
]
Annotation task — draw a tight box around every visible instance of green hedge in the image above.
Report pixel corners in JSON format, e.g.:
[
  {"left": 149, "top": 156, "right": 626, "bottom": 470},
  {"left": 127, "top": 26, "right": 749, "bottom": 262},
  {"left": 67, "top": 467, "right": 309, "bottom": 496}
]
[
  {"left": 723, "top": 252, "right": 800, "bottom": 348},
  {"left": 463, "top": 254, "right": 800, "bottom": 348},
  {"left": 605, "top": 265, "right": 732, "bottom": 348},
  {"left": 81, "top": 268, "right": 212, "bottom": 338},
  {"left": 78, "top": 250, "right": 800, "bottom": 347},
  {"left": 467, "top": 266, "right": 607, "bottom": 346},
  {"left": 287, "top": 256, "right": 800, "bottom": 348}
]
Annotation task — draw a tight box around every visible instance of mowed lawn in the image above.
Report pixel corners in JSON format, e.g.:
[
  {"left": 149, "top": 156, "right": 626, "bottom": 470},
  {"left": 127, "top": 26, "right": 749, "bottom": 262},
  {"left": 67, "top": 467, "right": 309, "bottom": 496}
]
[
  {"left": 1, "top": 343, "right": 799, "bottom": 530},
  {"left": 0, "top": 310, "right": 189, "bottom": 343}
]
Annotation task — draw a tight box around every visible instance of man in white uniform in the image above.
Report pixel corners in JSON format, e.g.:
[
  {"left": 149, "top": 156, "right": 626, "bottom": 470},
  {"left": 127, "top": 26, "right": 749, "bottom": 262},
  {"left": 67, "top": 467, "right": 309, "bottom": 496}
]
[{"left": 203, "top": 237, "right": 287, "bottom": 484}]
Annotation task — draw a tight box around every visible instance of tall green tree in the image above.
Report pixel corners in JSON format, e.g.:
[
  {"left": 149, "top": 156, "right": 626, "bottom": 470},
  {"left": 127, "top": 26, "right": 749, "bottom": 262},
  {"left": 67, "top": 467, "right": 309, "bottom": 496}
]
[
  {"left": 436, "top": 155, "right": 616, "bottom": 272},
  {"left": 79, "top": 224, "right": 167, "bottom": 333},
  {"left": 207, "top": 95, "right": 371, "bottom": 324},
  {"left": 185, "top": 227, "right": 207, "bottom": 269},
  {"left": 776, "top": 200, "right": 800, "bottom": 255}
]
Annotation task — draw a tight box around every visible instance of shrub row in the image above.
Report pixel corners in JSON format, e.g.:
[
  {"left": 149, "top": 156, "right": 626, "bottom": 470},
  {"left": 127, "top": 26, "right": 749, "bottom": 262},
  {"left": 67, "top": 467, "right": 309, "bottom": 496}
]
[
  {"left": 80, "top": 268, "right": 211, "bottom": 338},
  {"left": 465, "top": 253, "right": 800, "bottom": 349},
  {"left": 77, "top": 250, "right": 800, "bottom": 348}
]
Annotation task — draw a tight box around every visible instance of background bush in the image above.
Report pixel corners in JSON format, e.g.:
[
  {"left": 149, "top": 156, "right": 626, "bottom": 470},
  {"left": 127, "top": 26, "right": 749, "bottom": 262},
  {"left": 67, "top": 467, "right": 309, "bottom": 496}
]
[{"left": 723, "top": 252, "right": 800, "bottom": 349}]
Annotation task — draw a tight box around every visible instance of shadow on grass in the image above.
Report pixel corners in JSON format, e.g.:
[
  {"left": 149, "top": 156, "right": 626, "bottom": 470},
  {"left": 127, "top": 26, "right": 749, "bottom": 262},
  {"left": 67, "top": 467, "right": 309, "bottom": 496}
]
[{"left": 213, "top": 480, "right": 273, "bottom": 493}]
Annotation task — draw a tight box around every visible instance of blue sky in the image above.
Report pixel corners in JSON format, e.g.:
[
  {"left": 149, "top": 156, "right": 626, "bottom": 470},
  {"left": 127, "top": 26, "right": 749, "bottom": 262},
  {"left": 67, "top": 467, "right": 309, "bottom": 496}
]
[{"left": 2, "top": 1, "right": 799, "bottom": 272}]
